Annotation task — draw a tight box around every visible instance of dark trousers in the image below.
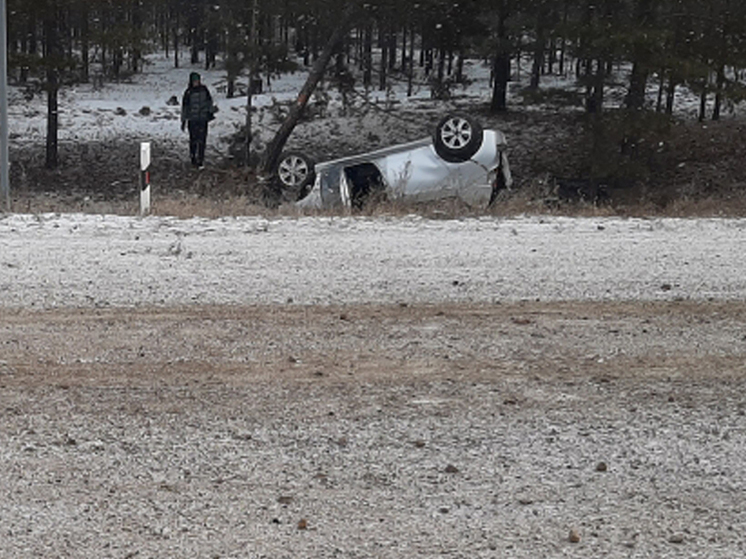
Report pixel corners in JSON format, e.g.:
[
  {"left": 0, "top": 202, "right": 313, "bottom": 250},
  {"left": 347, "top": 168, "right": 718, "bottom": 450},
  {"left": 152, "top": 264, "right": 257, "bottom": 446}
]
[{"left": 188, "top": 120, "right": 208, "bottom": 165}]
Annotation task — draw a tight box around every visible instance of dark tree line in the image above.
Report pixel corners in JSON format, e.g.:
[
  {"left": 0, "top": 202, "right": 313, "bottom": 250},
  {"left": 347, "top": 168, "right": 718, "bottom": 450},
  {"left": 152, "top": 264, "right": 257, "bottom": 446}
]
[{"left": 6, "top": 0, "right": 746, "bottom": 169}]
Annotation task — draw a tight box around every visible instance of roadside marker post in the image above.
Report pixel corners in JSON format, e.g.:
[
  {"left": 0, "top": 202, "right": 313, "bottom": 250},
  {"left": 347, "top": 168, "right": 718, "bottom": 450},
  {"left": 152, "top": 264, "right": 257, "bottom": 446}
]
[{"left": 140, "top": 142, "right": 151, "bottom": 216}]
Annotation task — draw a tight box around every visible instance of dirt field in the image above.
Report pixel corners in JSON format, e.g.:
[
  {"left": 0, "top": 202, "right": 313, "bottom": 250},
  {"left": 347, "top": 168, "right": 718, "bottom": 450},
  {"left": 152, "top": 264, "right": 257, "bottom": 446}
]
[{"left": 2, "top": 300, "right": 746, "bottom": 558}]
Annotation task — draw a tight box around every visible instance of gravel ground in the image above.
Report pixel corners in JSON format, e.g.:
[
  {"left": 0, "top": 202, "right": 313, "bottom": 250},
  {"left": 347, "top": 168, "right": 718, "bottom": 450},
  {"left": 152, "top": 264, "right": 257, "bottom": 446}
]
[
  {"left": 2, "top": 214, "right": 746, "bottom": 307},
  {"left": 2, "top": 214, "right": 746, "bottom": 558}
]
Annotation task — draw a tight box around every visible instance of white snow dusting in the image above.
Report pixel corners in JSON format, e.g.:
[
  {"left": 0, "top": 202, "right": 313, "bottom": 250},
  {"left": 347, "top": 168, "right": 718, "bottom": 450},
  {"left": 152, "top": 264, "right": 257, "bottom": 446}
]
[{"left": 2, "top": 213, "right": 745, "bottom": 309}]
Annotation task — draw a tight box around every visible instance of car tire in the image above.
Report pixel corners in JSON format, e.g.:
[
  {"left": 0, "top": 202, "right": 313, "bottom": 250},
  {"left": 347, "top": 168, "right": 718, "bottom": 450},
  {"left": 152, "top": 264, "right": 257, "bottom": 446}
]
[
  {"left": 433, "top": 114, "right": 484, "bottom": 163},
  {"left": 276, "top": 151, "right": 315, "bottom": 197}
]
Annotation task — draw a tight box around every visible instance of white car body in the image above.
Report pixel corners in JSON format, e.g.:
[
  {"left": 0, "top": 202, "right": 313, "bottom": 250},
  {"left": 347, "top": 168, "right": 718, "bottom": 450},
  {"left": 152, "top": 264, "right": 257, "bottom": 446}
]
[{"left": 297, "top": 129, "right": 512, "bottom": 209}]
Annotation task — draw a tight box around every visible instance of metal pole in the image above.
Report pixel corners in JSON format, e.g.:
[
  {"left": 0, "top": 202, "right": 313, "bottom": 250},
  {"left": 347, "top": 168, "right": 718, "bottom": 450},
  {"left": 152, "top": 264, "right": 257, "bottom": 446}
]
[{"left": 0, "top": 0, "right": 10, "bottom": 211}]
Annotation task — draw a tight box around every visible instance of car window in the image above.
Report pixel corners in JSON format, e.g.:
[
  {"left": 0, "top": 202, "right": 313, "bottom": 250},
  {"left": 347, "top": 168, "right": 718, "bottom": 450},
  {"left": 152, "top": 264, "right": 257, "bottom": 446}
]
[{"left": 343, "top": 163, "right": 385, "bottom": 209}]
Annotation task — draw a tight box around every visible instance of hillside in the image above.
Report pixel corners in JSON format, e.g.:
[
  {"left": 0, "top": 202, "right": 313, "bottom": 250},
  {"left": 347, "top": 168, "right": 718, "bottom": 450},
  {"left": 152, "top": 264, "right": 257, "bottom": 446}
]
[{"left": 8, "top": 53, "right": 746, "bottom": 217}]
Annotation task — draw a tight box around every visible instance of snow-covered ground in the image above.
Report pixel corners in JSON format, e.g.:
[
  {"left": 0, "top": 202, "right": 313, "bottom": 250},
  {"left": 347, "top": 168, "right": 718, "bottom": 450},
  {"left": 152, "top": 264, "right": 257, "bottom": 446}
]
[
  {"left": 9, "top": 54, "right": 478, "bottom": 156},
  {"left": 2, "top": 213, "right": 746, "bottom": 309},
  {"left": 9, "top": 51, "right": 725, "bottom": 162},
  {"left": 9, "top": 54, "right": 307, "bottom": 148}
]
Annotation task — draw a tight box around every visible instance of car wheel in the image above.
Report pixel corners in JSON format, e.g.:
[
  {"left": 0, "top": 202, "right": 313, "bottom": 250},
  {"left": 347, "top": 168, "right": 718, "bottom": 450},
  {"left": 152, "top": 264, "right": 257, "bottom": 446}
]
[
  {"left": 277, "top": 152, "right": 315, "bottom": 195},
  {"left": 433, "top": 114, "right": 484, "bottom": 163}
]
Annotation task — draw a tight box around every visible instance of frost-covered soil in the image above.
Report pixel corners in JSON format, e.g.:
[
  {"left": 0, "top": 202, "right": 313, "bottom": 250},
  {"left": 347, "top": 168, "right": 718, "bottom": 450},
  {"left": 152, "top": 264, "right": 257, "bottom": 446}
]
[
  {"left": 2, "top": 213, "right": 746, "bottom": 308},
  {"left": 2, "top": 214, "right": 746, "bottom": 558}
]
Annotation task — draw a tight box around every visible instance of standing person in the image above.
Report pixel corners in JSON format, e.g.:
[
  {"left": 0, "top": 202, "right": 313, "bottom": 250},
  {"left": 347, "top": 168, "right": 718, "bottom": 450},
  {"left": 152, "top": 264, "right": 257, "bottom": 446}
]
[{"left": 181, "top": 72, "right": 215, "bottom": 168}]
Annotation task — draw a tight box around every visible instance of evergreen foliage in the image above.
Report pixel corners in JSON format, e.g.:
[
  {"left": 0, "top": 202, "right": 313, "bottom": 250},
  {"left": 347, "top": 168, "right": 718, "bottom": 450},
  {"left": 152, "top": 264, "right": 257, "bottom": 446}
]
[{"left": 6, "top": 0, "right": 745, "bottom": 111}]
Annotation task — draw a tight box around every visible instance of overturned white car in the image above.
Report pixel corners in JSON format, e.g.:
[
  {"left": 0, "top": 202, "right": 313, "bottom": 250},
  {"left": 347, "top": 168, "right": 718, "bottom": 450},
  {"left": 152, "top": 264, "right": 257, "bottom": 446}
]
[{"left": 276, "top": 114, "right": 512, "bottom": 209}]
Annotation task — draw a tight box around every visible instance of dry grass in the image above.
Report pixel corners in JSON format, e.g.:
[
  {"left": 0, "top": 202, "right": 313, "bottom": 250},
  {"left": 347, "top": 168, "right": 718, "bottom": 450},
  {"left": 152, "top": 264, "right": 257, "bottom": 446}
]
[
  {"left": 11, "top": 182, "right": 746, "bottom": 220},
  {"left": 147, "top": 194, "right": 267, "bottom": 219}
]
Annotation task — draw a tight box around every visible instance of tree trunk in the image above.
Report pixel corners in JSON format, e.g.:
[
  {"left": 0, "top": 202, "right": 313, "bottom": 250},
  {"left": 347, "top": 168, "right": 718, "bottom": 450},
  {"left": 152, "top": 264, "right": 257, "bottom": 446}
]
[
  {"left": 162, "top": 9, "right": 169, "bottom": 56},
  {"left": 559, "top": 0, "right": 569, "bottom": 75},
  {"left": 246, "top": 0, "right": 259, "bottom": 166},
  {"left": 529, "top": 17, "right": 545, "bottom": 90},
  {"left": 698, "top": 82, "right": 707, "bottom": 122},
  {"left": 311, "top": 22, "right": 319, "bottom": 62},
  {"left": 665, "top": 75, "right": 677, "bottom": 114},
  {"left": 131, "top": 3, "right": 142, "bottom": 74},
  {"left": 363, "top": 22, "right": 372, "bottom": 88},
  {"left": 407, "top": 22, "right": 415, "bottom": 97},
  {"left": 62, "top": 8, "right": 72, "bottom": 61},
  {"left": 226, "top": 20, "right": 239, "bottom": 99},
  {"left": 713, "top": 11, "right": 729, "bottom": 122},
  {"left": 28, "top": 13, "right": 37, "bottom": 56},
  {"left": 205, "top": 24, "right": 217, "bottom": 71},
  {"left": 625, "top": 0, "right": 654, "bottom": 110},
  {"left": 379, "top": 21, "right": 388, "bottom": 91},
  {"left": 626, "top": 61, "right": 648, "bottom": 110},
  {"left": 713, "top": 65, "right": 725, "bottom": 121},
  {"left": 44, "top": 3, "right": 60, "bottom": 169},
  {"left": 113, "top": 48, "right": 123, "bottom": 80},
  {"left": 173, "top": 9, "right": 179, "bottom": 68},
  {"left": 593, "top": 58, "right": 606, "bottom": 113},
  {"left": 437, "top": 48, "right": 445, "bottom": 83},
  {"left": 81, "top": 8, "right": 89, "bottom": 82},
  {"left": 585, "top": 58, "right": 606, "bottom": 114},
  {"left": 189, "top": 1, "right": 201, "bottom": 65},
  {"left": 259, "top": 7, "right": 357, "bottom": 202},
  {"left": 388, "top": 27, "right": 396, "bottom": 70},
  {"left": 302, "top": 26, "right": 310, "bottom": 66},
  {"left": 46, "top": 75, "right": 59, "bottom": 169},
  {"left": 490, "top": 53, "right": 510, "bottom": 112},
  {"left": 655, "top": 69, "right": 665, "bottom": 112},
  {"left": 455, "top": 52, "right": 464, "bottom": 83},
  {"left": 355, "top": 27, "right": 363, "bottom": 70},
  {"left": 547, "top": 37, "right": 555, "bottom": 74},
  {"left": 490, "top": 1, "right": 511, "bottom": 113}
]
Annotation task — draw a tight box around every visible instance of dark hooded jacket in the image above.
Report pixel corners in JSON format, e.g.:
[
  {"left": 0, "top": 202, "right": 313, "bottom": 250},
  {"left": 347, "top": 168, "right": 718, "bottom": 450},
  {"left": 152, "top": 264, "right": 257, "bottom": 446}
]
[{"left": 181, "top": 81, "right": 214, "bottom": 123}]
